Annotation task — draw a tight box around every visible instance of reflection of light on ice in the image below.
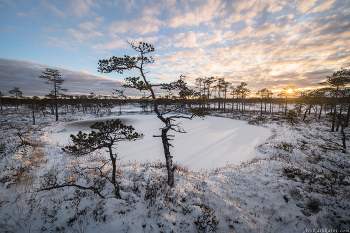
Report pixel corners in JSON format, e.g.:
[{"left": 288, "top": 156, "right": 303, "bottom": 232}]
[{"left": 49, "top": 115, "right": 271, "bottom": 172}]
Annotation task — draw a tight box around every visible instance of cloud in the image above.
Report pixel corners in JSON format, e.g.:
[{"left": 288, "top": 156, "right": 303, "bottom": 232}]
[
  {"left": 64, "top": 17, "right": 105, "bottom": 44},
  {"left": 173, "top": 31, "right": 198, "bottom": 48},
  {"left": 16, "top": 12, "right": 29, "bottom": 17},
  {"left": 91, "top": 39, "right": 128, "bottom": 52},
  {"left": 1, "top": 0, "right": 350, "bottom": 97},
  {"left": 198, "top": 30, "right": 223, "bottom": 47},
  {"left": 0, "top": 57, "right": 128, "bottom": 97},
  {"left": 218, "top": 0, "right": 287, "bottom": 28},
  {"left": 68, "top": 0, "right": 93, "bottom": 17},
  {"left": 108, "top": 7, "right": 163, "bottom": 35},
  {"left": 78, "top": 21, "right": 96, "bottom": 31},
  {"left": 41, "top": 0, "right": 98, "bottom": 19},
  {"left": 114, "top": 0, "right": 137, "bottom": 12},
  {"left": 127, "top": 36, "right": 160, "bottom": 45},
  {"left": 66, "top": 29, "right": 86, "bottom": 42},
  {"left": 0, "top": 26, "right": 21, "bottom": 34},
  {"left": 108, "top": 18, "right": 161, "bottom": 35},
  {"left": 42, "top": 0, "right": 66, "bottom": 18},
  {"left": 156, "top": 49, "right": 205, "bottom": 63},
  {"left": 167, "top": 0, "right": 224, "bottom": 28},
  {"left": 296, "top": 0, "right": 318, "bottom": 13},
  {"left": 309, "top": 0, "right": 336, "bottom": 14},
  {"left": 45, "top": 36, "right": 79, "bottom": 52}
]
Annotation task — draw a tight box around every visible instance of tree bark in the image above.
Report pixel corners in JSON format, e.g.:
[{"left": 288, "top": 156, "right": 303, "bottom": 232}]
[
  {"left": 318, "top": 104, "right": 323, "bottom": 120},
  {"left": 54, "top": 84, "right": 58, "bottom": 121},
  {"left": 32, "top": 109, "right": 35, "bottom": 125},
  {"left": 109, "top": 145, "right": 121, "bottom": 198},
  {"left": 161, "top": 119, "right": 174, "bottom": 187}
]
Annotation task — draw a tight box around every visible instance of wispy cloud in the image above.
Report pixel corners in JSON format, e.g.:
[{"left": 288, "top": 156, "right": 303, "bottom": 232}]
[
  {"left": 309, "top": 0, "right": 336, "bottom": 13},
  {"left": 296, "top": 0, "right": 318, "bottom": 13},
  {"left": 167, "top": 0, "right": 225, "bottom": 28},
  {"left": 42, "top": 0, "right": 66, "bottom": 18},
  {"left": 1, "top": 0, "right": 349, "bottom": 96}
]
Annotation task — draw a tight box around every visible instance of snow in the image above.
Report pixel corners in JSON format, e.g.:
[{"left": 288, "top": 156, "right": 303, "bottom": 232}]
[
  {"left": 0, "top": 105, "right": 349, "bottom": 232},
  {"left": 49, "top": 115, "right": 271, "bottom": 171}
]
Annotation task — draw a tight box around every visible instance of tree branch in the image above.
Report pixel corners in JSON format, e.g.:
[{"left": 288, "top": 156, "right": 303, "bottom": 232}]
[{"left": 37, "top": 183, "right": 105, "bottom": 198}]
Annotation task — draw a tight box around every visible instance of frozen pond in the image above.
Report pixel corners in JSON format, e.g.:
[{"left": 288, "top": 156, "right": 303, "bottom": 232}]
[{"left": 50, "top": 115, "right": 271, "bottom": 171}]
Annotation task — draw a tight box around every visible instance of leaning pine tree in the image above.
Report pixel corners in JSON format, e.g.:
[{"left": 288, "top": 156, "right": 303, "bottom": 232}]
[
  {"left": 61, "top": 119, "right": 143, "bottom": 198},
  {"left": 98, "top": 42, "right": 206, "bottom": 187}
]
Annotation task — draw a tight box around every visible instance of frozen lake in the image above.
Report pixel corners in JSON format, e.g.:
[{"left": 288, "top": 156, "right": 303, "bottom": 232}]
[{"left": 50, "top": 115, "right": 271, "bottom": 171}]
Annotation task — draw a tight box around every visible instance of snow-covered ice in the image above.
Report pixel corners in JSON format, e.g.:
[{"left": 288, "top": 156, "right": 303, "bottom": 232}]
[{"left": 50, "top": 115, "right": 271, "bottom": 171}]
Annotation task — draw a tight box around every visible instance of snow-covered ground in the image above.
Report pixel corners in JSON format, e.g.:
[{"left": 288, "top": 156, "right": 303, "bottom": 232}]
[
  {"left": 0, "top": 105, "right": 349, "bottom": 232},
  {"left": 50, "top": 115, "right": 270, "bottom": 171}
]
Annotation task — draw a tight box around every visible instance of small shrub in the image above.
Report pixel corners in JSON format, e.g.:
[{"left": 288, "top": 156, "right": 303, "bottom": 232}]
[
  {"left": 287, "top": 110, "right": 298, "bottom": 125},
  {"left": 283, "top": 167, "right": 315, "bottom": 183},
  {"left": 307, "top": 198, "right": 321, "bottom": 214},
  {"left": 194, "top": 200, "right": 219, "bottom": 232}
]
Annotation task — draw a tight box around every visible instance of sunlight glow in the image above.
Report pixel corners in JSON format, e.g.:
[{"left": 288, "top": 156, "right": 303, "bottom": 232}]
[{"left": 287, "top": 89, "right": 293, "bottom": 93}]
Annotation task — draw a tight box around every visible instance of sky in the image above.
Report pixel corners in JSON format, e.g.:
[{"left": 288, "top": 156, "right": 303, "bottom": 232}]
[{"left": 0, "top": 0, "right": 349, "bottom": 98}]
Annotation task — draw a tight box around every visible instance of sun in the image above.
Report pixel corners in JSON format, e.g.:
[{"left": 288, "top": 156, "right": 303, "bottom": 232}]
[{"left": 287, "top": 89, "right": 293, "bottom": 94}]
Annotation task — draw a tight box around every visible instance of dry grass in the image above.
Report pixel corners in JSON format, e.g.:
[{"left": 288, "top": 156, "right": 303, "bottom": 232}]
[
  {"left": 22, "top": 138, "right": 45, "bottom": 148},
  {"left": 25, "top": 147, "right": 47, "bottom": 167}
]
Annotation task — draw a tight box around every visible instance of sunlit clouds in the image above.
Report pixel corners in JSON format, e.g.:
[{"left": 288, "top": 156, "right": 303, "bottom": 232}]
[{"left": 0, "top": 0, "right": 349, "bottom": 97}]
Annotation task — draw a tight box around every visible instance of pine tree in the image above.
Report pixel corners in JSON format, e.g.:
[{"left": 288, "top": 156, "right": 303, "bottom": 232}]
[
  {"left": 39, "top": 68, "right": 67, "bottom": 121},
  {"left": 98, "top": 42, "right": 206, "bottom": 187},
  {"left": 62, "top": 119, "right": 143, "bottom": 198},
  {"left": 8, "top": 87, "right": 23, "bottom": 110},
  {"left": 319, "top": 68, "right": 350, "bottom": 132}
]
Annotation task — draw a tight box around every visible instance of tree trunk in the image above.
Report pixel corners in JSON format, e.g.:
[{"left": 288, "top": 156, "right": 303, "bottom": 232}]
[
  {"left": 331, "top": 105, "right": 336, "bottom": 132},
  {"left": 331, "top": 87, "right": 339, "bottom": 132},
  {"left": 161, "top": 121, "right": 174, "bottom": 187},
  {"left": 318, "top": 104, "right": 323, "bottom": 120},
  {"left": 340, "top": 120, "right": 347, "bottom": 153},
  {"left": 285, "top": 96, "right": 287, "bottom": 115},
  {"left": 54, "top": 88, "right": 58, "bottom": 121},
  {"left": 346, "top": 103, "right": 350, "bottom": 127},
  {"left": 32, "top": 109, "right": 36, "bottom": 125},
  {"left": 336, "top": 102, "right": 343, "bottom": 132},
  {"left": 341, "top": 127, "right": 346, "bottom": 152},
  {"left": 303, "top": 107, "right": 310, "bottom": 121},
  {"left": 223, "top": 91, "right": 227, "bottom": 113},
  {"left": 109, "top": 146, "right": 121, "bottom": 198},
  {"left": 231, "top": 95, "right": 234, "bottom": 112}
]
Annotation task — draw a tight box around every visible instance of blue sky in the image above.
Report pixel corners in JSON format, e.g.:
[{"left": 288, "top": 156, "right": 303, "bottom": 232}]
[{"left": 0, "top": 0, "right": 349, "bottom": 97}]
